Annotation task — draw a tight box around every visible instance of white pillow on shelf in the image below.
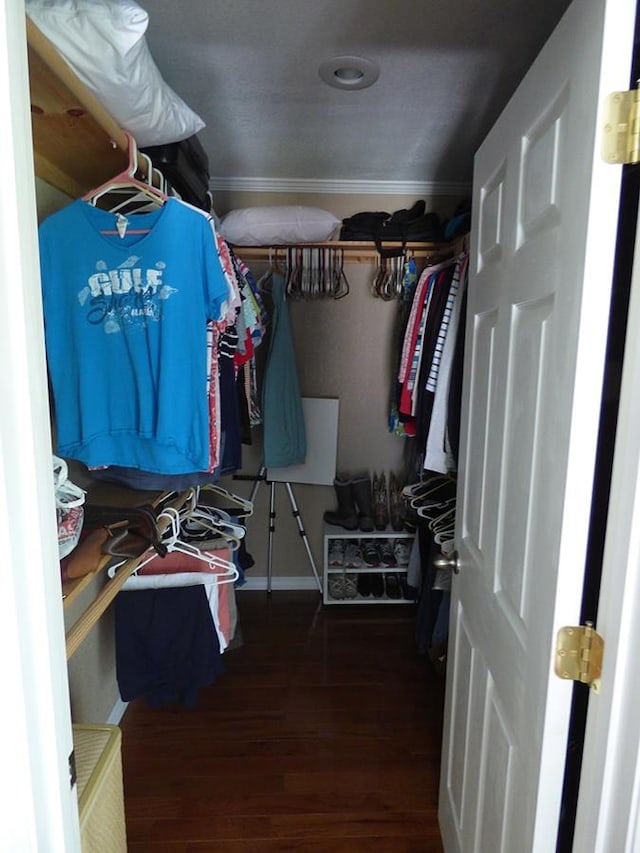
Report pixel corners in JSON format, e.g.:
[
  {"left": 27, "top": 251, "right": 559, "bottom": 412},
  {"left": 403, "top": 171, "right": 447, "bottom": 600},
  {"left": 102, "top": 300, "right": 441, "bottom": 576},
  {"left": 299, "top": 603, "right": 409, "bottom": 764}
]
[
  {"left": 26, "top": 0, "right": 205, "bottom": 147},
  {"left": 218, "top": 206, "right": 341, "bottom": 245}
]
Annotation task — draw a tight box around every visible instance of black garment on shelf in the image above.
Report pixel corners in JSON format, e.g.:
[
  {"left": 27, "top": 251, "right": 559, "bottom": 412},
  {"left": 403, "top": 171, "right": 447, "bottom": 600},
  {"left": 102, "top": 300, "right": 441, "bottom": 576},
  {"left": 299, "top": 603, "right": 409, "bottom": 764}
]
[
  {"left": 115, "top": 585, "right": 223, "bottom": 708},
  {"left": 141, "top": 134, "right": 210, "bottom": 211},
  {"left": 340, "top": 200, "right": 444, "bottom": 245}
]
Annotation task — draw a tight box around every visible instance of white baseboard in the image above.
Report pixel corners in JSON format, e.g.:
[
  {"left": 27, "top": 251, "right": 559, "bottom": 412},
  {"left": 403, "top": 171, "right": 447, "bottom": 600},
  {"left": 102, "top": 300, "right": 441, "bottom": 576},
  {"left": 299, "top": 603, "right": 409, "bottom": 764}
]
[
  {"left": 238, "top": 576, "right": 321, "bottom": 591},
  {"left": 106, "top": 698, "right": 128, "bottom": 726}
]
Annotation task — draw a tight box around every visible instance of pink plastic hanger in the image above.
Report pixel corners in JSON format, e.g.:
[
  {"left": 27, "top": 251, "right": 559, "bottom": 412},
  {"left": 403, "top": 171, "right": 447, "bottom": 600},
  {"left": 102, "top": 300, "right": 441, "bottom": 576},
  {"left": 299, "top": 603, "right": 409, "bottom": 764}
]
[{"left": 84, "top": 131, "right": 167, "bottom": 234}]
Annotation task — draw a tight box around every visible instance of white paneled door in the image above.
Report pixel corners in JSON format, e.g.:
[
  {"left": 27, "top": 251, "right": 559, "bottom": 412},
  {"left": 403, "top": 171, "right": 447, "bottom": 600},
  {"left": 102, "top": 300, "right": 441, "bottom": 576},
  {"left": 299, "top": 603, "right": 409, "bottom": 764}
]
[
  {"left": 438, "top": 1, "right": 635, "bottom": 851},
  {"left": 1, "top": 1, "right": 81, "bottom": 851}
]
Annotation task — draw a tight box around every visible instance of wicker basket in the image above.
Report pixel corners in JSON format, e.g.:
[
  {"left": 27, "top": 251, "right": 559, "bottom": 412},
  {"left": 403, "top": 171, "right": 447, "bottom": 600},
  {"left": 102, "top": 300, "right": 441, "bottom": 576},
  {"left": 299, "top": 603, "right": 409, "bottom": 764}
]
[{"left": 72, "top": 724, "right": 127, "bottom": 852}]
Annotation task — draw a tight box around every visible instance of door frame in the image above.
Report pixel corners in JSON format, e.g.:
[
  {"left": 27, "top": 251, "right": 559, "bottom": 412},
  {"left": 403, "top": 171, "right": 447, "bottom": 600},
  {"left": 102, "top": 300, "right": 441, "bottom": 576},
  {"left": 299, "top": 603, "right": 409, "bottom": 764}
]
[
  {"left": 572, "top": 189, "right": 640, "bottom": 849},
  {"left": 0, "top": 2, "right": 80, "bottom": 849}
]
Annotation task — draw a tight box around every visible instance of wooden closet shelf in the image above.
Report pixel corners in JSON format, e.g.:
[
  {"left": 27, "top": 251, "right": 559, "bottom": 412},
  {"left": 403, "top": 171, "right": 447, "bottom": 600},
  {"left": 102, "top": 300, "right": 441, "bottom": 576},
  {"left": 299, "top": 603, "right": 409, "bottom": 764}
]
[
  {"left": 233, "top": 240, "right": 457, "bottom": 264},
  {"left": 26, "top": 17, "right": 152, "bottom": 197}
]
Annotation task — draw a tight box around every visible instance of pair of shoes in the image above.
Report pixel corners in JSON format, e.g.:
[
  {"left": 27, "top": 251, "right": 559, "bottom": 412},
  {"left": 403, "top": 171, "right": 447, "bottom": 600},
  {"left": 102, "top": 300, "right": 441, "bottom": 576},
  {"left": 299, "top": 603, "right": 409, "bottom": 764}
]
[
  {"left": 357, "top": 573, "right": 372, "bottom": 597},
  {"left": 344, "top": 542, "right": 363, "bottom": 569},
  {"left": 355, "top": 573, "right": 385, "bottom": 597},
  {"left": 389, "top": 473, "right": 406, "bottom": 532},
  {"left": 328, "top": 539, "right": 344, "bottom": 566},
  {"left": 324, "top": 473, "right": 375, "bottom": 532},
  {"left": 393, "top": 539, "right": 411, "bottom": 566},
  {"left": 379, "top": 539, "right": 397, "bottom": 567},
  {"left": 384, "top": 572, "right": 402, "bottom": 599},
  {"left": 362, "top": 540, "right": 380, "bottom": 567},
  {"left": 370, "top": 574, "right": 385, "bottom": 597},
  {"left": 372, "top": 472, "right": 389, "bottom": 530}
]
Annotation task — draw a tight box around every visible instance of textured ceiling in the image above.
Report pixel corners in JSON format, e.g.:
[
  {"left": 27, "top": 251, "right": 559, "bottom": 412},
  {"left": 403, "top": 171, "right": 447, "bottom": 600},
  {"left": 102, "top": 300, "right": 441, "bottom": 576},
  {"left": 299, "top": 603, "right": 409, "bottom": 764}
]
[{"left": 142, "top": 0, "right": 572, "bottom": 189}]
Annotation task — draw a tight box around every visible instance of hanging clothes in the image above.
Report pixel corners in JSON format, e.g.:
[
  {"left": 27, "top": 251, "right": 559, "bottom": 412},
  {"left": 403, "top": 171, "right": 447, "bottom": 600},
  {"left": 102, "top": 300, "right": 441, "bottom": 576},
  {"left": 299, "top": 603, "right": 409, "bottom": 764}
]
[
  {"left": 114, "top": 584, "right": 223, "bottom": 708},
  {"left": 423, "top": 253, "right": 469, "bottom": 472},
  {"left": 262, "top": 272, "right": 306, "bottom": 468},
  {"left": 392, "top": 259, "right": 456, "bottom": 438},
  {"left": 38, "top": 197, "right": 229, "bottom": 475}
]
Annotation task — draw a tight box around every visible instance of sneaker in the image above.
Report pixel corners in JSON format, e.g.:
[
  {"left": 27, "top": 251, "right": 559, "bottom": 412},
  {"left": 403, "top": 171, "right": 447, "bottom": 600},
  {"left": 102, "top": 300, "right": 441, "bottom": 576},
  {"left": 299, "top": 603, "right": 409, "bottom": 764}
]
[
  {"left": 362, "top": 540, "right": 380, "bottom": 567},
  {"left": 384, "top": 572, "right": 402, "bottom": 599},
  {"left": 344, "top": 573, "right": 359, "bottom": 599},
  {"left": 379, "top": 539, "right": 397, "bottom": 567},
  {"left": 357, "top": 573, "right": 373, "bottom": 597},
  {"left": 328, "top": 574, "right": 345, "bottom": 600},
  {"left": 393, "top": 539, "right": 411, "bottom": 566},
  {"left": 344, "top": 542, "right": 363, "bottom": 569},
  {"left": 328, "top": 539, "right": 344, "bottom": 566},
  {"left": 369, "top": 573, "right": 385, "bottom": 598}
]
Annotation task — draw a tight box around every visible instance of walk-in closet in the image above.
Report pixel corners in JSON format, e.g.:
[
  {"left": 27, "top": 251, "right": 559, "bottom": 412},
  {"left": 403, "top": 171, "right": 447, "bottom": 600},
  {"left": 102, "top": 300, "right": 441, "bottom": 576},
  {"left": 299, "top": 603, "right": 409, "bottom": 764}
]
[{"left": 4, "top": 1, "right": 640, "bottom": 851}]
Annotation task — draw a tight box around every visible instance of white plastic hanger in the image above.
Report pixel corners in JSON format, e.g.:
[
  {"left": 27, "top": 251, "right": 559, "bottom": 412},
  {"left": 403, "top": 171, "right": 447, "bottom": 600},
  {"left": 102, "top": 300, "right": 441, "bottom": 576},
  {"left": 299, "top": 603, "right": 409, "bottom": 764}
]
[
  {"left": 180, "top": 506, "right": 245, "bottom": 551},
  {"left": 84, "top": 132, "right": 168, "bottom": 227},
  {"left": 198, "top": 483, "right": 254, "bottom": 518},
  {"left": 144, "top": 507, "right": 239, "bottom": 583}
]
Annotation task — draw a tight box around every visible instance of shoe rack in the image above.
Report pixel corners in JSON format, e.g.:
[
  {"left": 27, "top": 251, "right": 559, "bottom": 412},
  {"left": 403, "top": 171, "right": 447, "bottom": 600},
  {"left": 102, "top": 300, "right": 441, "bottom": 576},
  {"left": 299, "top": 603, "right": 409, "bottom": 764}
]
[{"left": 323, "top": 523, "right": 415, "bottom": 605}]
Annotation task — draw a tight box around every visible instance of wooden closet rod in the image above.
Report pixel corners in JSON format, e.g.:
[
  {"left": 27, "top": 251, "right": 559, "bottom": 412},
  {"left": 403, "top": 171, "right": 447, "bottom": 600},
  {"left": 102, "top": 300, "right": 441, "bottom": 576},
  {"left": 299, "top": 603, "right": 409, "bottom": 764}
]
[{"left": 232, "top": 240, "right": 457, "bottom": 265}]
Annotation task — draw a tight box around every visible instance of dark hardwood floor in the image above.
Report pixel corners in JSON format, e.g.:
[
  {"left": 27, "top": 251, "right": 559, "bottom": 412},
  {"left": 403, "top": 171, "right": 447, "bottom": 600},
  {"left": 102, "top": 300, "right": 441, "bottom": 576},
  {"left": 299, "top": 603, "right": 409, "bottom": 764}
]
[{"left": 120, "top": 590, "right": 445, "bottom": 852}]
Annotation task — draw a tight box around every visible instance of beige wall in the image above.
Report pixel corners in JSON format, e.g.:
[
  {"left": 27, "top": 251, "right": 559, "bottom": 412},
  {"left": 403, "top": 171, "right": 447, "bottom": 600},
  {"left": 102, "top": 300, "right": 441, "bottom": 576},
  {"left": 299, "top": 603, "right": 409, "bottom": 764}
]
[
  {"left": 212, "top": 188, "right": 463, "bottom": 222},
  {"left": 219, "top": 189, "right": 463, "bottom": 582}
]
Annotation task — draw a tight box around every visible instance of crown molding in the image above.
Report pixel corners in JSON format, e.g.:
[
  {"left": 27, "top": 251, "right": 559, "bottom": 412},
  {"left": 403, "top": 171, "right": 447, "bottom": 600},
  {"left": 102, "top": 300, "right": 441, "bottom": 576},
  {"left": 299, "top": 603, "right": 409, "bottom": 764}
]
[{"left": 209, "top": 176, "right": 470, "bottom": 196}]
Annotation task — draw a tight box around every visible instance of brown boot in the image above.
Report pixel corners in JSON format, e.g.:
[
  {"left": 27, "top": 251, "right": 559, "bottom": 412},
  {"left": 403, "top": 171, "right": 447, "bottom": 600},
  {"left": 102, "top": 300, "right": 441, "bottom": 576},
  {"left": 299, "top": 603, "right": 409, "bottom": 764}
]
[
  {"left": 389, "top": 472, "right": 406, "bottom": 532},
  {"left": 374, "top": 472, "right": 389, "bottom": 530}
]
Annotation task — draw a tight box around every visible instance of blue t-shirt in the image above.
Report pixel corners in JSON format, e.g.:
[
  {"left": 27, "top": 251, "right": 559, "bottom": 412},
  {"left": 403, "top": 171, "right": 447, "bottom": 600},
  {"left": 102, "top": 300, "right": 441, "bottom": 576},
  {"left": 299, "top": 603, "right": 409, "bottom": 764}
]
[{"left": 39, "top": 198, "right": 227, "bottom": 474}]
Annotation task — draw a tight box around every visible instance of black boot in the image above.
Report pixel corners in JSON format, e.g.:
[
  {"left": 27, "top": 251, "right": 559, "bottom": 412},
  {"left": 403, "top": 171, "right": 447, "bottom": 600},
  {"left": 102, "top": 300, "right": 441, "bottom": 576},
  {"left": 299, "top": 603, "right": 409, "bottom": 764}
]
[
  {"left": 352, "top": 474, "right": 375, "bottom": 532},
  {"left": 323, "top": 476, "right": 358, "bottom": 530}
]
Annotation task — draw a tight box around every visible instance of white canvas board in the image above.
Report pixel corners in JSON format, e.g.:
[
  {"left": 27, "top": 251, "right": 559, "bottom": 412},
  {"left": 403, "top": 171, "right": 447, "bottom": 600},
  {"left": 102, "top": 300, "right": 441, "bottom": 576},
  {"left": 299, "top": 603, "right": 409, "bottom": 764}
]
[{"left": 267, "top": 397, "right": 339, "bottom": 485}]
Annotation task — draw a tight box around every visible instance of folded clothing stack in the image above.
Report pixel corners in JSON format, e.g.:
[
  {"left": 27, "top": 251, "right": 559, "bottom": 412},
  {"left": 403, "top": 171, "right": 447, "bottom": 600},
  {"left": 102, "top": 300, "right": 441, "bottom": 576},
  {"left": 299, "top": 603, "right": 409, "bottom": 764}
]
[{"left": 339, "top": 200, "right": 444, "bottom": 248}]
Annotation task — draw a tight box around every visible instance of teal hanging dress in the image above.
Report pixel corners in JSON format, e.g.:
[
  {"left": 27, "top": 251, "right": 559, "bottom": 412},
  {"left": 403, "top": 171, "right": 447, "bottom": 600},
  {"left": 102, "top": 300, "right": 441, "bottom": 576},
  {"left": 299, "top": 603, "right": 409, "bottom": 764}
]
[{"left": 262, "top": 272, "right": 306, "bottom": 467}]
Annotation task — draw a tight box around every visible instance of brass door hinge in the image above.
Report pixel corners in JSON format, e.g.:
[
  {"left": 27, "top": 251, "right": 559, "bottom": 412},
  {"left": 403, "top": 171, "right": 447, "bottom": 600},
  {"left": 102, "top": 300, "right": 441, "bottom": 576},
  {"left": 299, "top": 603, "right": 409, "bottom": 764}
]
[
  {"left": 602, "top": 88, "right": 640, "bottom": 165},
  {"left": 555, "top": 621, "right": 604, "bottom": 692}
]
